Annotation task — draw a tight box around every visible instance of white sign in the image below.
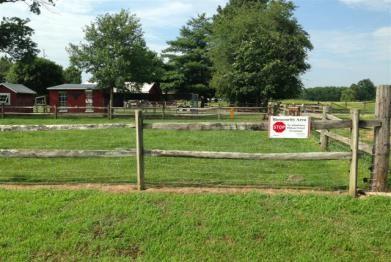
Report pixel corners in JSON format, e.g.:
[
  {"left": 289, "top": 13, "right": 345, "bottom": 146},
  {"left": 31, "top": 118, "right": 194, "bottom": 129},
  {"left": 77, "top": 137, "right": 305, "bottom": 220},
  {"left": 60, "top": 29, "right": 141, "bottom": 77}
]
[{"left": 269, "top": 116, "right": 311, "bottom": 139}]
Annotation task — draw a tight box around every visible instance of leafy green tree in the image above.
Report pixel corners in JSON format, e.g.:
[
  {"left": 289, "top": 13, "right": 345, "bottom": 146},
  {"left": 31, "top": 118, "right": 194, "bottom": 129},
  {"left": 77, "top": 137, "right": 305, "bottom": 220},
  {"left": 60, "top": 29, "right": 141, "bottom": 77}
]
[
  {"left": 6, "top": 57, "right": 63, "bottom": 94},
  {"left": 302, "top": 86, "right": 347, "bottom": 101},
  {"left": 0, "top": 1, "right": 55, "bottom": 60},
  {"left": 0, "top": 0, "right": 55, "bottom": 14},
  {"left": 162, "top": 14, "right": 213, "bottom": 97},
  {"left": 0, "top": 17, "right": 38, "bottom": 60},
  {"left": 351, "top": 79, "right": 376, "bottom": 101},
  {"left": 210, "top": 0, "right": 312, "bottom": 105},
  {"left": 67, "top": 10, "right": 163, "bottom": 103},
  {"left": 0, "top": 57, "right": 13, "bottom": 82},
  {"left": 340, "top": 88, "right": 356, "bottom": 102},
  {"left": 63, "top": 66, "right": 82, "bottom": 84}
]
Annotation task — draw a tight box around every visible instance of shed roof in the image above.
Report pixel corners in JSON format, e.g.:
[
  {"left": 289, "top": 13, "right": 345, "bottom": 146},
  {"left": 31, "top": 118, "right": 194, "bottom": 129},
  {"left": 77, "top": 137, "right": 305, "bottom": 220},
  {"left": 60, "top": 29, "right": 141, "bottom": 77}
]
[
  {"left": 124, "top": 82, "right": 157, "bottom": 93},
  {"left": 47, "top": 84, "right": 98, "bottom": 90},
  {"left": 0, "top": 83, "right": 36, "bottom": 94}
]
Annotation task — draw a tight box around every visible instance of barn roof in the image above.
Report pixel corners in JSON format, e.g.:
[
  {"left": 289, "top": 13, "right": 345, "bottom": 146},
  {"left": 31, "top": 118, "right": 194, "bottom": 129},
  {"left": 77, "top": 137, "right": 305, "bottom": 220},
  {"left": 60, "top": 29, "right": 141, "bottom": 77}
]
[
  {"left": 123, "top": 82, "right": 157, "bottom": 93},
  {"left": 0, "top": 83, "right": 36, "bottom": 94},
  {"left": 47, "top": 84, "right": 98, "bottom": 90}
]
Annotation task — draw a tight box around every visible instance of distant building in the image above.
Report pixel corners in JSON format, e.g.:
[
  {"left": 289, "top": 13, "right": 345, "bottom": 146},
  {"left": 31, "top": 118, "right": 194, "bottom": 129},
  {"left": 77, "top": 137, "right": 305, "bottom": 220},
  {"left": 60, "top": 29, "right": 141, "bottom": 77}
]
[
  {"left": 113, "top": 82, "right": 162, "bottom": 106},
  {"left": 47, "top": 83, "right": 108, "bottom": 113},
  {"left": 0, "top": 83, "right": 36, "bottom": 112}
]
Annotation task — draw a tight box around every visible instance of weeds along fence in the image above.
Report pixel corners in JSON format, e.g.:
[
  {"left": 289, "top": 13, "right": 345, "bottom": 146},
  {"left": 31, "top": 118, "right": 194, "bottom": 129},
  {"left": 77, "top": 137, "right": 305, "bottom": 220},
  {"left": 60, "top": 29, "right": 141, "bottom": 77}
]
[
  {"left": 0, "top": 104, "right": 268, "bottom": 120},
  {"left": 0, "top": 110, "right": 383, "bottom": 196}
]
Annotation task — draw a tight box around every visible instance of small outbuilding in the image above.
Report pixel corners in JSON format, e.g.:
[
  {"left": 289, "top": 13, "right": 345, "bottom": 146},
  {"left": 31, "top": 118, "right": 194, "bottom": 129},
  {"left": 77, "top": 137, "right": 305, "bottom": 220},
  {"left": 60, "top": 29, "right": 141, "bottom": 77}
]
[
  {"left": 47, "top": 83, "right": 108, "bottom": 113},
  {"left": 0, "top": 83, "right": 36, "bottom": 112},
  {"left": 113, "top": 82, "right": 162, "bottom": 107}
]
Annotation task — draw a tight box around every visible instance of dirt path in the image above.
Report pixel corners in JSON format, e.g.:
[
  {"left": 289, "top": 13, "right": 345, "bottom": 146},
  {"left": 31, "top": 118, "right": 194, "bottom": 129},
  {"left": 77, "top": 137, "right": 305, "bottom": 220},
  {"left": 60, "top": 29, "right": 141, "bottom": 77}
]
[{"left": 0, "top": 183, "right": 389, "bottom": 197}]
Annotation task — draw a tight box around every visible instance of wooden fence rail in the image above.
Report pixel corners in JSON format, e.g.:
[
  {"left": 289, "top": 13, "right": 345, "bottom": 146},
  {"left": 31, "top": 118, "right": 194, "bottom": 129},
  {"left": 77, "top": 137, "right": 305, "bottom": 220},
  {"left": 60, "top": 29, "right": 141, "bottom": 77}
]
[
  {"left": 0, "top": 149, "right": 353, "bottom": 160},
  {"left": 0, "top": 119, "right": 381, "bottom": 133}
]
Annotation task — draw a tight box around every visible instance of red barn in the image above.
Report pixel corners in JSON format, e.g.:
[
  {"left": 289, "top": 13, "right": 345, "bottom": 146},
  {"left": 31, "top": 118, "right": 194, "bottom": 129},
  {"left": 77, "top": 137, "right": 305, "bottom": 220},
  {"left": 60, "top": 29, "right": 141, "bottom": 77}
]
[
  {"left": 47, "top": 84, "right": 108, "bottom": 113},
  {"left": 0, "top": 83, "right": 36, "bottom": 112}
]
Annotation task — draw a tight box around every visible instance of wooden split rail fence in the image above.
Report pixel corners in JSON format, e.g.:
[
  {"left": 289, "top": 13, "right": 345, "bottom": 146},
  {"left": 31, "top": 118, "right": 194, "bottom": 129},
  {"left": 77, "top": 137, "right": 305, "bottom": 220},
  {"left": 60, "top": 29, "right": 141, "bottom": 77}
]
[
  {"left": 0, "top": 111, "right": 383, "bottom": 197},
  {"left": 0, "top": 85, "right": 389, "bottom": 195}
]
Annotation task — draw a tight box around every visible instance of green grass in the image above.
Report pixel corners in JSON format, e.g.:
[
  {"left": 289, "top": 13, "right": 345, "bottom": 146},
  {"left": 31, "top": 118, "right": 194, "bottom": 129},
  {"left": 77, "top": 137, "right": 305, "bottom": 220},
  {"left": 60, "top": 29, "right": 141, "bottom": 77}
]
[
  {"left": 281, "top": 99, "right": 375, "bottom": 114},
  {"left": 0, "top": 190, "right": 390, "bottom": 261},
  {"left": 0, "top": 117, "right": 373, "bottom": 189}
]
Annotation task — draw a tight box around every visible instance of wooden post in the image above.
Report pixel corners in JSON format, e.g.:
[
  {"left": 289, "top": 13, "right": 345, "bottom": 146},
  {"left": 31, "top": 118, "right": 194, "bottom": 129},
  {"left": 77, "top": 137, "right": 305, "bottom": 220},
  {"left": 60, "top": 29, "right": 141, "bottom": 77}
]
[
  {"left": 372, "top": 85, "right": 391, "bottom": 192},
  {"left": 1, "top": 104, "right": 4, "bottom": 119},
  {"left": 108, "top": 87, "right": 113, "bottom": 120},
  {"left": 54, "top": 106, "right": 58, "bottom": 119},
  {"left": 217, "top": 105, "right": 221, "bottom": 120},
  {"left": 320, "top": 106, "right": 330, "bottom": 151},
  {"left": 135, "top": 110, "right": 145, "bottom": 190},
  {"left": 162, "top": 101, "right": 166, "bottom": 119},
  {"left": 349, "top": 109, "right": 360, "bottom": 197}
]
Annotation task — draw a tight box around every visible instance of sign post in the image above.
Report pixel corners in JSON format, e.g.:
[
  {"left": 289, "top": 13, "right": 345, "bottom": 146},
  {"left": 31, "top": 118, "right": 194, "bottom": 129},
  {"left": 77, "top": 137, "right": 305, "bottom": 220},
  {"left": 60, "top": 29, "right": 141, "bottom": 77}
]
[{"left": 269, "top": 116, "right": 311, "bottom": 139}]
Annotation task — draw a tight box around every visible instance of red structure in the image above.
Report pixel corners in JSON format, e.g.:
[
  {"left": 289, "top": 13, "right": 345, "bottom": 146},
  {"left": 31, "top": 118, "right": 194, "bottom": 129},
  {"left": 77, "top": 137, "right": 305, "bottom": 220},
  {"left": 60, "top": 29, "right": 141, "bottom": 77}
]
[
  {"left": 47, "top": 84, "right": 108, "bottom": 113},
  {"left": 0, "top": 83, "right": 36, "bottom": 112}
]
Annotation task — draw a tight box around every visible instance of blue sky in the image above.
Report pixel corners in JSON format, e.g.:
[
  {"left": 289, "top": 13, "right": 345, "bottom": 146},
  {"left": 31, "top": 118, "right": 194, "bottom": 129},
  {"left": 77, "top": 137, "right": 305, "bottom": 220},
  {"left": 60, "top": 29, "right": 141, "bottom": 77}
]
[{"left": 1, "top": 0, "right": 390, "bottom": 87}]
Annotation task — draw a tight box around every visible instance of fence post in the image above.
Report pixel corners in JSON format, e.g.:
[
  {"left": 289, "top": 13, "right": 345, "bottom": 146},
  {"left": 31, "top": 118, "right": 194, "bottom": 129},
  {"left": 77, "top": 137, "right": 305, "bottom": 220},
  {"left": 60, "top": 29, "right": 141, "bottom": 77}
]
[
  {"left": 54, "top": 106, "right": 58, "bottom": 119},
  {"left": 162, "top": 101, "right": 166, "bottom": 119},
  {"left": 371, "top": 85, "right": 391, "bottom": 192},
  {"left": 217, "top": 105, "right": 221, "bottom": 120},
  {"left": 320, "top": 106, "right": 330, "bottom": 151},
  {"left": 1, "top": 104, "right": 4, "bottom": 119},
  {"left": 135, "top": 110, "right": 145, "bottom": 191},
  {"left": 349, "top": 109, "right": 360, "bottom": 197}
]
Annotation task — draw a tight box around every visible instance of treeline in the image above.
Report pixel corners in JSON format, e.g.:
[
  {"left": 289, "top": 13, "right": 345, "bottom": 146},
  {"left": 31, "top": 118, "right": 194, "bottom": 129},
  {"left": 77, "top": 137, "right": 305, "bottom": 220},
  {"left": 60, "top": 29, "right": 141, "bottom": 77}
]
[
  {"left": 0, "top": 57, "right": 82, "bottom": 94},
  {"left": 302, "top": 79, "right": 376, "bottom": 102},
  {"left": 1, "top": 0, "right": 314, "bottom": 105},
  {"left": 0, "top": 1, "right": 81, "bottom": 94}
]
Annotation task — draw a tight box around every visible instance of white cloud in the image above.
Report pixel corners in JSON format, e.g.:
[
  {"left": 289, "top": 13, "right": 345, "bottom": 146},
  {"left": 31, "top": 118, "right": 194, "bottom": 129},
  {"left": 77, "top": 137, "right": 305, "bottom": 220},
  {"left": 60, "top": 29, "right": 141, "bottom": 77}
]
[
  {"left": 303, "top": 27, "right": 391, "bottom": 86},
  {"left": 338, "top": 0, "right": 391, "bottom": 11}
]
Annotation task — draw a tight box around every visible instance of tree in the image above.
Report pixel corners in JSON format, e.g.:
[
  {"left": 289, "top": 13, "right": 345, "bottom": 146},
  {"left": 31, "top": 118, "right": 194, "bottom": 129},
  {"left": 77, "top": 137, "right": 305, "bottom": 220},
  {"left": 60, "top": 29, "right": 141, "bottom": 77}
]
[
  {"left": 63, "top": 66, "right": 82, "bottom": 84},
  {"left": 210, "top": 0, "right": 312, "bottom": 105},
  {"left": 0, "top": 57, "right": 13, "bottom": 82},
  {"left": 302, "top": 86, "right": 347, "bottom": 101},
  {"left": 0, "top": 17, "right": 38, "bottom": 60},
  {"left": 0, "top": 0, "right": 55, "bottom": 60},
  {"left": 351, "top": 79, "right": 376, "bottom": 101},
  {"left": 340, "top": 88, "right": 356, "bottom": 102},
  {"left": 67, "top": 10, "right": 163, "bottom": 104},
  {"left": 6, "top": 57, "right": 63, "bottom": 94},
  {"left": 162, "top": 14, "right": 214, "bottom": 97},
  {"left": 0, "top": 0, "right": 55, "bottom": 14}
]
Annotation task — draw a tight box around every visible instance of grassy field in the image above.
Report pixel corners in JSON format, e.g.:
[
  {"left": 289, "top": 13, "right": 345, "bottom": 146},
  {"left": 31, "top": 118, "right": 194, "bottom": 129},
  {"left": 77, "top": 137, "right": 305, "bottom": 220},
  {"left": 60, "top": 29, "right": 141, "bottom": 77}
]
[
  {"left": 282, "top": 99, "right": 376, "bottom": 114},
  {"left": 0, "top": 117, "right": 374, "bottom": 189},
  {"left": 0, "top": 189, "right": 390, "bottom": 261}
]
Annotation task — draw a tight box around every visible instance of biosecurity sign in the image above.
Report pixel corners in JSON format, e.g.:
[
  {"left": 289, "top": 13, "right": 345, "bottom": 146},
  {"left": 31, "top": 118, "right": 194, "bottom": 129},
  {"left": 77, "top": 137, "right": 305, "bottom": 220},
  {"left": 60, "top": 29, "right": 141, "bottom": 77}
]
[{"left": 269, "top": 116, "right": 311, "bottom": 139}]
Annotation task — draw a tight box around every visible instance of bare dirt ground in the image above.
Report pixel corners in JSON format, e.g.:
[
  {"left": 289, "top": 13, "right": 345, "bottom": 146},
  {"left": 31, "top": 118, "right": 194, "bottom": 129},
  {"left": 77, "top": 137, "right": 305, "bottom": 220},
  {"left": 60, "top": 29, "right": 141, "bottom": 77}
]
[{"left": 0, "top": 183, "right": 390, "bottom": 197}]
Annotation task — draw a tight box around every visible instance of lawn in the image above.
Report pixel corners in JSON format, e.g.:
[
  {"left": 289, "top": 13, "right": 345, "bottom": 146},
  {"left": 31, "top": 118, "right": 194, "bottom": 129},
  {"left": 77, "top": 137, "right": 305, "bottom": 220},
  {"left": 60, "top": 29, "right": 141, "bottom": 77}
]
[
  {"left": 0, "top": 117, "right": 374, "bottom": 189},
  {"left": 0, "top": 189, "right": 390, "bottom": 261}
]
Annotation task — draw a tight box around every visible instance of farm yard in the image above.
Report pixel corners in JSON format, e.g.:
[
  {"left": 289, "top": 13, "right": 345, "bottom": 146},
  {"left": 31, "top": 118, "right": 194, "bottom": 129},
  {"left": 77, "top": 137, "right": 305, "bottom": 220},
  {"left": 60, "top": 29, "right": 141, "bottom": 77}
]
[
  {"left": 0, "top": 115, "right": 374, "bottom": 189},
  {"left": 1, "top": 0, "right": 390, "bottom": 260}
]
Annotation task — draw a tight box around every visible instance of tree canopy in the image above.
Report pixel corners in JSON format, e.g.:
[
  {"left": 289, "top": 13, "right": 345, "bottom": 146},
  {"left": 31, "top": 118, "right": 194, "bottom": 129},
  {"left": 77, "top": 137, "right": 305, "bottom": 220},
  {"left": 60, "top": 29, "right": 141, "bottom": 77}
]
[
  {"left": 67, "top": 9, "right": 163, "bottom": 92},
  {"left": 63, "top": 66, "right": 82, "bottom": 84},
  {"left": 0, "top": 17, "right": 38, "bottom": 61},
  {"left": 302, "top": 86, "right": 347, "bottom": 102},
  {"left": 0, "top": 57, "right": 13, "bottom": 82},
  {"left": 0, "top": 0, "right": 55, "bottom": 14},
  {"left": 6, "top": 57, "right": 63, "bottom": 94},
  {"left": 210, "top": 0, "right": 312, "bottom": 105},
  {"left": 351, "top": 79, "right": 376, "bottom": 101},
  {"left": 162, "top": 14, "right": 213, "bottom": 97}
]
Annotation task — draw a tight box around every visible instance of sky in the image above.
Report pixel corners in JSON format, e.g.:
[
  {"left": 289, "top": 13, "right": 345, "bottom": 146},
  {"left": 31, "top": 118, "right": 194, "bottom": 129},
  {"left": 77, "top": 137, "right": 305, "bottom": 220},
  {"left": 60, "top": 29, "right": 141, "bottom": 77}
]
[{"left": 0, "top": 0, "right": 390, "bottom": 87}]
